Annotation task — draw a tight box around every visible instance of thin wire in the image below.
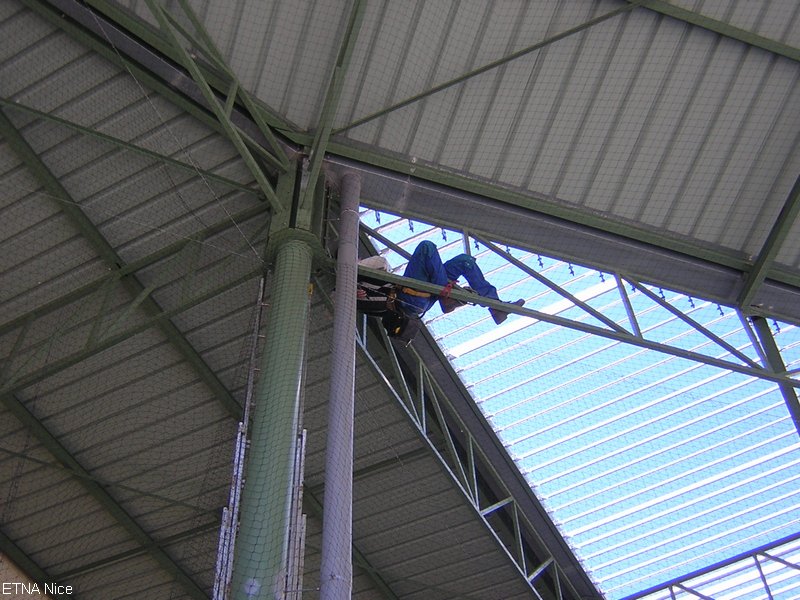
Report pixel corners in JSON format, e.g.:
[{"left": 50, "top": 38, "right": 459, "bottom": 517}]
[
  {"left": 86, "top": 7, "right": 264, "bottom": 262},
  {"left": 6, "top": 184, "right": 263, "bottom": 263},
  {"left": 0, "top": 445, "right": 212, "bottom": 512}
]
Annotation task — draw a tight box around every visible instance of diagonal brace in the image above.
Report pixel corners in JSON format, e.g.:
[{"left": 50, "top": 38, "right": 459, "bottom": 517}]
[
  {"left": 0, "top": 106, "right": 242, "bottom": 420},
  {"left": 1, "top": 392, "right": 207, "bottom": 599},
  {"left": 143, "top": 0, "right": 285, "bottom": 214}
]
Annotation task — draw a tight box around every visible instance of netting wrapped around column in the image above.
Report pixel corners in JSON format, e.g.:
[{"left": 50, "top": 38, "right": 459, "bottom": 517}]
[{"left": 229, "top": 238, "right": 313, "bottom": 600}]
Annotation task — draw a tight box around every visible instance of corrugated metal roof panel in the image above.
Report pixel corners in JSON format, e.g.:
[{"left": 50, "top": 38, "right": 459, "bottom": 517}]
[
  {"left": 97, "top": 0, "right": 800, "bottom": 285},
  {"left": 4, "top": 0, "right": 800, "bottom": 598}
]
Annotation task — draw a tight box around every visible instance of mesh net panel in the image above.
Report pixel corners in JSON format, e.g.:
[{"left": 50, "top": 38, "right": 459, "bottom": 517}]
[{"left": 4, "top": 1, "right": 800, "bottom": 600}]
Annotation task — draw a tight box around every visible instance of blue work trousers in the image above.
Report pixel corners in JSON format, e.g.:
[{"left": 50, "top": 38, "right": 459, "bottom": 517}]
[{"left": 397, "top": 241, "right": 499, "bottom": 315}]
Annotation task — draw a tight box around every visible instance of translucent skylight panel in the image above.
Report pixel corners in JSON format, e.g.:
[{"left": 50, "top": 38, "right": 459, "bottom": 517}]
[{"left": 360, "top": 207, "right": 800, "bottom": 600}]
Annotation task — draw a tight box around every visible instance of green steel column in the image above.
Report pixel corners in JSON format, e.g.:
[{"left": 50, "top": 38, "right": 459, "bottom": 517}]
[{"left": 231, "top": 234, "right": 313, "bottom": 600}]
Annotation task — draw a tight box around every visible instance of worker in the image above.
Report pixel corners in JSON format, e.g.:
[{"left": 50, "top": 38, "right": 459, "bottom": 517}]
[{"left": 395, "top": 240, "right": 524, "bottom": 324}]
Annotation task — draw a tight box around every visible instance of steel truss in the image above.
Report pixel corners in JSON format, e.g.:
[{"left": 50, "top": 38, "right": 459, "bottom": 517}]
[
  {"left": 621, "top": 531, "right": 800, "bottom": 600},
  {"left": 9, "top": 1, "right": 799, "bottom": 598},
  {"left": 339, "top": 293, "right": 591, "bottom": 600},
  {"left": 355, "top": 216, "right": 800, "bottom": 597},
  {"left": 359, "top": 219, "right": 800, "bottom": 435}
]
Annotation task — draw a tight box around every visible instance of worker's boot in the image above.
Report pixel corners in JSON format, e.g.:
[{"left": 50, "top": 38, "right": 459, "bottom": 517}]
[
  {"left": 439, "top": 282, "right": 472, "bottom": 313},
  {"left": 490, "top": 299, "right": 525, "bottom": 324}
]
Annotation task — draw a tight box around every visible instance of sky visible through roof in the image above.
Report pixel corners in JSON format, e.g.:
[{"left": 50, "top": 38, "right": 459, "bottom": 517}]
[{"left": 360, "top": 207, "right": 800, "bottom": 600}]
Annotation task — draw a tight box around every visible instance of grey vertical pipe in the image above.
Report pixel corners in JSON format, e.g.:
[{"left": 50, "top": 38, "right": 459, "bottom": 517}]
[
  {"left": 231, "top": 237, "right": 313, "bottom": 600},
  {"left": 319, "top": 172, "right": 361, "bottom": 600}
]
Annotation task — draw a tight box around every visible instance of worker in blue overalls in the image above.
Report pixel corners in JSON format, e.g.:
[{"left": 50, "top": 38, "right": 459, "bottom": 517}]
[{"left": 396, "top": 241, "right": 524, "bottom": 324}]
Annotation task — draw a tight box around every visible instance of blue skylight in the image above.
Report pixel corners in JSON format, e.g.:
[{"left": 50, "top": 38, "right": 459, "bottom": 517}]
[{"left": 361, "top": 207, "right": 800, "bottom": 600}]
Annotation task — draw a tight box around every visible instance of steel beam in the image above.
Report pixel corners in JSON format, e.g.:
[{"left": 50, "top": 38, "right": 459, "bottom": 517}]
[
  {"left": 1, "top": 392, "right": 207, "bottom": 600},
  {"left": 0, "top": 443, "right": 215, "bottom": 515},
  {"left": 51, "top": 520, "right": 220, "bottom": 581},
  {"left": 143, "top": 0, "right": 285, "bottom": 213},
  {"left": 0, "top": 97, "right": 261, "bottom": 197},
  {"left": 33, "top": 0, "right": 800, "bottom": 327},
  {"left": 634, "top": 0, "right": 800, "bottom": 63},
  {"left": 333, "top": 2, "right": 642, "bottom": 135},
  {"left": 303, "top": 0, "right": 366, "bottom": 207},
  {"left": 751, "top": 316, "right": 800, "bottom": 436},
  {"left": 401, "top": 330, "right": 597, "bottom": 599},
  {"left": 30, "top": 0, "right": 298, "bottom": 170},
  {"left": 329, "top": 156, "right": 800, "bottom": 326},
  {"left": 620, "top": 530, "right": 800, "bottom": 600},
  {"left": 163, "top": 0, "right": 290, "bottom": 173},
  {"left": 0, "top": 203, "right": 267, "bottom": 341},
  {"left": 0, "top": 106, "right": 244, "bottom": 419},
  {"left": 739, "top": 173, "right": 800, "bottom": 311},
  {"left": 356, "top": 265, "right": 800, "bottom": 389},
  {"left": 349, "top": 316, "right": 589, "bottom": 599},
  {"left": 0, "top": 265, "right": 261, "bottom": 401}
]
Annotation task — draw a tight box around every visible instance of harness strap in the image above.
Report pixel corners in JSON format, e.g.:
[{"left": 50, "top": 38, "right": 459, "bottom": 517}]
[
  {"left": 400, "top": 286, "right": 432, "bottom": 298},
  {"left": 440, "top": 281, "right": 455, "bottom": 299}
]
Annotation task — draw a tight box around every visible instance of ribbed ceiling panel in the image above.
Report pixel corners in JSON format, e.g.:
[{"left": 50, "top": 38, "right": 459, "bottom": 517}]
[{"left": 101, "top": 0, "right": 800, "bottom": 281}]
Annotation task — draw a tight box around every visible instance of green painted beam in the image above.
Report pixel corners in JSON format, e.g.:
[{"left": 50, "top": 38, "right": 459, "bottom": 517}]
[
  {"left": 302, "top": 0, "right": 367, "bottom": 208},
  {"left": 739, "top": 173, "right": 800, "bottom": 310},
  {"left": 144, "top": 0, "right": 285, "bottom": 213},
  {"left": 0, "top": 107, "right": 244, "bottom": 420},
  {"left": 0, "top": 203, "right": 267, "bottom": 340},
  {"left": 80, "top": 0, "right": 295, "bottom": 134},
  {"left": 52, "top": 519, "right": 221, "bottom": 580},
  {"left": 24, "top": 0, "right": 293, "bottom": 181},
  {"left": 172, "top": 0, "right": 291, "bottom": 172},
  {"left": 21, "top": 0, "right": 241, "bottom": 139},
  {"left": 153, "top": 6, "right": 290, "bottom": 176},
  {"left": 0, "top": 445, "right": 214, "bottom": 514},
  {"left": 1, "top": 392, "right": 208, "bottom": 600},
  {"left": 333, "top": 2, "right": 642, "bottom": 135},
  {"left": 635, "top": 0, "right": 800, "bottom": 63},
  {"left": 0, "top": 266, "right": 261, "bottom": 402},
  {"left": 0, "top": 97, "right": 262, "bottom": 196},
  {"left": 751, "top": 316, "right": 800, "bottom": 436}
]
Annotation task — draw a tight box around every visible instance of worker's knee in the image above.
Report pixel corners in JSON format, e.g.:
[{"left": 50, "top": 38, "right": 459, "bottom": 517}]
[
  {"left": 450, "top": 254, "right": 477, "bottom": 270},
  {"left": 416, "top": 240, "right": 437, "bottom": 256}
]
